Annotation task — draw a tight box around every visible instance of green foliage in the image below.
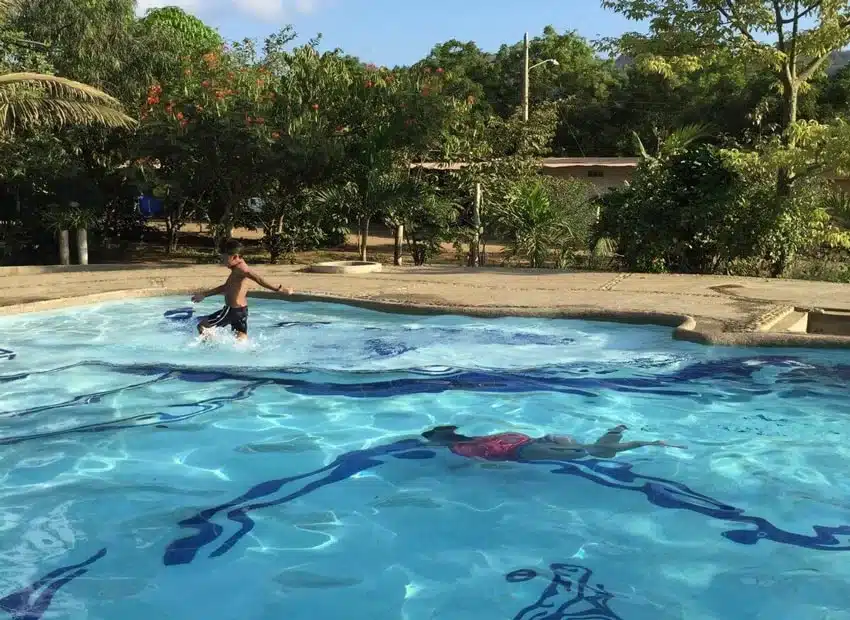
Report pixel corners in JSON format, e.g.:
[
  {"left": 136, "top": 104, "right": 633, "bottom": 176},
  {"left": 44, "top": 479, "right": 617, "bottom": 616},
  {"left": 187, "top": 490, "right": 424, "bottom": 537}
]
[
  {"left": 3, "top": 1, "right": 850, "bottom": 282},
  {"left": 602, "top": 0, "right": 850, "bottom": 140},
  {"left": 542, "top": 176, "right": 599, "bottom": 253},
  {"left": 597, "top": 140, "right": 845, "bottom": 275},
  {"left": 138, "top": 6, "right": 222, "bottom": 55},
  {"left": 495, "top": 176, "right": 594, "bottom": 268},
  {"left": 398, "top": 182, "right": 458, "bottom": 266}
]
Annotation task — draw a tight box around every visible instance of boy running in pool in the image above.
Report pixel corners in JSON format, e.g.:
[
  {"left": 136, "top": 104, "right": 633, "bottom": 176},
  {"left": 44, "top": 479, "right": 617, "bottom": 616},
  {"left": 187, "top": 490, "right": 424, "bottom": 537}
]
[
  {"left": 191, "top": 239, "right": 294, "bottom": 340},
  {"left": 422, "top": 424, "right": 685, "bottom": 462}
]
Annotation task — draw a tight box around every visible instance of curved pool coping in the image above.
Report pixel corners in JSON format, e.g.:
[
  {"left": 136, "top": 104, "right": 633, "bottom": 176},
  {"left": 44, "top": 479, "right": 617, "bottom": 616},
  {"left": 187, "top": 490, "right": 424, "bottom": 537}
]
[
  {"left": 1, "top": 287, "right": 850, "bottom": 349},
  {"left": 308, "top": 260, "right": 383, "bottom": 274}
]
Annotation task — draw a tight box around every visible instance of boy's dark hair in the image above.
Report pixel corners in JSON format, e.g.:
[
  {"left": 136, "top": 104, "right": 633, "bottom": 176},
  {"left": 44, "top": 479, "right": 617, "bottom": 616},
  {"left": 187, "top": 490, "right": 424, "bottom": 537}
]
[
  {"left": 422, "top": 425, "right": 473, "bottom": 442},
  {"left": 222, "top": 239, "right": 243, "bottom": 256}
]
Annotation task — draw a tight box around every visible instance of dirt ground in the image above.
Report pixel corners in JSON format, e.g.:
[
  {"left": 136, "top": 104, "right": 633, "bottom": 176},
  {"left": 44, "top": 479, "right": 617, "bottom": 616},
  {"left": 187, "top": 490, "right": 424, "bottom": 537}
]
[{"left": 139, "top": 221, "right": 507, "bottom": 266}]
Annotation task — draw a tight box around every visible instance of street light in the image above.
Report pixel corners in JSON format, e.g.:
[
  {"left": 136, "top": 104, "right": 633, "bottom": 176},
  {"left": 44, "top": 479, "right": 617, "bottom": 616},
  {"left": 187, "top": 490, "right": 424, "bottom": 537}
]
[
  {"left": 530, "top": 59, "right": 560, "bottom": 71},
  {"left": 521, "top": 32, "right": 559, "bottom": 121}
]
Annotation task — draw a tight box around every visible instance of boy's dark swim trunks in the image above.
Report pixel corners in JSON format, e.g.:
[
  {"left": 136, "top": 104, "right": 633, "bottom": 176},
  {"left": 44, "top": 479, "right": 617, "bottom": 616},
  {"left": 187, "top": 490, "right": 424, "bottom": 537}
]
[{"left": 202, "top": 305, "right": 248, "bottom": 334}]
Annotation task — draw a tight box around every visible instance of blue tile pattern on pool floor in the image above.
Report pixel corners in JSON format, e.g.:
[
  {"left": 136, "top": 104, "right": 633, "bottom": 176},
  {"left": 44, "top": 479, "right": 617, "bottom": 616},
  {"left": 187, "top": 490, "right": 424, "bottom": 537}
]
[{"left": 1, "top": 296, "right": 849, "bottom": 620}]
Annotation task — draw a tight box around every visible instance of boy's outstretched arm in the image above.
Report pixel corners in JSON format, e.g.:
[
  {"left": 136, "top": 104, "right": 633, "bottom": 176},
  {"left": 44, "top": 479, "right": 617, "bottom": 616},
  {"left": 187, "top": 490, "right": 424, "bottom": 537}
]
[
  {"left": 246, "top": 270, "right": 293, "bottom": 295},
  {"left": 191, "top": 284, "right": 226, "bottom": 303}
]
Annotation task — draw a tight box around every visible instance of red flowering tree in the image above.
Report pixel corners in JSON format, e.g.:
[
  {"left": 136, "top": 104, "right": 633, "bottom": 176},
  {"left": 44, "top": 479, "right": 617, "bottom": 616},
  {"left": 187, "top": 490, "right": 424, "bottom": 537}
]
[
  {"left": 253, "top": 37, "right": 355, "bottom": 261},
  {"left": 133, "top": 45, "right": 276, "bottom": 251},
  {"left": 313, "top": 63, "right": 458, "bottom": 261}
]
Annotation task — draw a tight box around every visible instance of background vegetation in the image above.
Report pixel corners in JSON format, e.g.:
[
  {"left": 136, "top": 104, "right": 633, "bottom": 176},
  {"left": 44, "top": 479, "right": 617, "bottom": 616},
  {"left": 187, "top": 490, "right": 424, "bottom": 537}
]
[{"left": 2, "top": 0, "right": 850, "bottom": 281}]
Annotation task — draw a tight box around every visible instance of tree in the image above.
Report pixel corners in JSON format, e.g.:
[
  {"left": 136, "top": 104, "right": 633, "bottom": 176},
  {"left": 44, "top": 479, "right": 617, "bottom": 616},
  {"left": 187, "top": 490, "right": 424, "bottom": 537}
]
[
  {"left": 0, "top": 73, "right": 134, "bottom": 132},
  {"left": 319, "top": 62, "right": 457, "bottom": 261},
  {"left": 137, "top": 6, "right": 223, "bottom": 56},
  {"left": 495, "top": 177, "right": 593, "bottom": 268},
  {"left": 595, "top": 128, "right": 842, "bottom": 275},
  {"left": 395, "top": 180, "right": 458, "bottom": 266},
  {"left": 0, "top": 0, "right": 134, "bottom": 132},
  {"left": 417, "top": 39, "right": 496, "bottom": 113},
  {"left": 602, "top": 0, "right": 850, "bottom": 145},
  {"left": 818, "top": 63, "right": 850, "bottom": 119},
  {"left": 439, "top": 100, "right": 560, "bottom": 266},
  {"left": 134, "top": 45, "right": 274, "bottom": 252},
  {"left": 312, "top": 171, "right": 408, "bottom": 261},
  {"left": 256, "top": 35, "right": 353, "bottom": 261},
  {"left": 490, "top": 26, "right": 616, "bottom": 116}
]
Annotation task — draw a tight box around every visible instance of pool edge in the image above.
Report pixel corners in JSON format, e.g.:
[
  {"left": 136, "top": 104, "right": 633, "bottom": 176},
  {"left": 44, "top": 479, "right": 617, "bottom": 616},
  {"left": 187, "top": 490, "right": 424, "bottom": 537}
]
[{"left": 4, "top": 288, "right": 850, "bottom": 350}]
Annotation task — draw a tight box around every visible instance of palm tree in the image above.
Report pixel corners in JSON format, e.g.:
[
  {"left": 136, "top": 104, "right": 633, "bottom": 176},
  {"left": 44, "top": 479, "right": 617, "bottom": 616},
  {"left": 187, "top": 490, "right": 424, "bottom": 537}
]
[
  {"left": 633, "top": 123, "right": 711, "bottom": 162},
  {"left": 0, "top": 0, "right": 135, "bottom": 264},
  {"left": 0, "top": 0, "right": 135, "bottom": 133},
  {"left": 496, "top": 179, "right": 581, "bottom": 269},
  {"left": 312, "top": 171, "right": 407, "bottom": 262},
  {"left": 0, "top": 72, "right": 135, "bottom": 132}
]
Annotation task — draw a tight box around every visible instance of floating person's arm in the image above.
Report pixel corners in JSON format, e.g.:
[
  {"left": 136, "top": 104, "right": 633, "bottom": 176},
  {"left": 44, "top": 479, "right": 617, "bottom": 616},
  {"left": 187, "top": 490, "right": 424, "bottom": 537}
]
[
  {"left": 245, "top": 270, "right": 294, "bottom": 295},
  {"left": 610, "top": 440, "right": 687, "bottom": 454},
  {"left": 191, "top": 284, "right": 226, "bottom": 303}
]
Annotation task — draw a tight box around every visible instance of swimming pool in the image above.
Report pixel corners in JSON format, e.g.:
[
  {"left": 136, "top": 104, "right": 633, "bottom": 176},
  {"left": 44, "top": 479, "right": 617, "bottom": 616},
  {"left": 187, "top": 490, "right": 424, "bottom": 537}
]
[{"left": 1, "top": 296, "right": 849, "bottom": 620}]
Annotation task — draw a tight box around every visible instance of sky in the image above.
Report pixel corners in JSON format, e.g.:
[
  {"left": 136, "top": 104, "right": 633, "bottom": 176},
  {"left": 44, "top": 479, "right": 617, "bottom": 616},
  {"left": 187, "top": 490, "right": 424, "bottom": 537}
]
[{"left": 135, "top": 0, "right": 645, "bottom": 65}]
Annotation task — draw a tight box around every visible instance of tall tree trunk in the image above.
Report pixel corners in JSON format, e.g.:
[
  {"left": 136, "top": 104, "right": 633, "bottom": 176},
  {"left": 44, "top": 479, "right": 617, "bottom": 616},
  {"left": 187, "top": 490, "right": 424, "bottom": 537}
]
[
  {"left": 777, "top": 77, "right": 799, "bottom": 198},
  {"left": 165, "top": 202, "right": 184, "bottom": 254},
  {"left": 780, "top": 77, "right": 799, "bottom": 140},
  {"left": 76, "top": 228, "right": 88, "bottom": 265},
  {"left": 58, "top": 230, "right": 70, "bottom": 266},
  {"left": 769, "top": 76, "right": 799, "bottom": 278},
  {"left": 166, "top": 225, "right": 179, "bottom": 254},
  {"left": 393, "top": 224, "right": 403, "bottom": 266},
  {"left": 358, "top": 216, "right": 370, "bottom": 261}
]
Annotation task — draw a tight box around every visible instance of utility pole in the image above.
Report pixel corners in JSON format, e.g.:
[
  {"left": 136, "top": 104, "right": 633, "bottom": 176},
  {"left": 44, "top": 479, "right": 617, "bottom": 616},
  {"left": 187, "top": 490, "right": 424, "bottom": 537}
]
[
  {"left": 522, "top": 31, "right": 530, "bottom": 122},
  {"left": 470, "top": 182, "right": 482, "bottom": 267}
]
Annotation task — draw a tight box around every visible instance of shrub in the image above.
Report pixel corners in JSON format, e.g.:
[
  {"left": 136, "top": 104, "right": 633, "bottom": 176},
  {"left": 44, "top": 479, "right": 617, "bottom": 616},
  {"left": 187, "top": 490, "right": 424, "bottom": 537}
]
[
  {"left": 596, "top": 144, "right": 846, "bottom": 275},
  {"left": 495, "top": 176, "right": 595, "bottom": 268}
]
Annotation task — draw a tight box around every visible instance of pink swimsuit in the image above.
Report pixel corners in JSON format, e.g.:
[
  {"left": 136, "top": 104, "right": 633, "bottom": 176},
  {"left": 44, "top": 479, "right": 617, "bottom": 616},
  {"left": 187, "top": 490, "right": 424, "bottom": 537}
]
[{"left": 449, "top": 433, "right": 534, "bottom": 461}]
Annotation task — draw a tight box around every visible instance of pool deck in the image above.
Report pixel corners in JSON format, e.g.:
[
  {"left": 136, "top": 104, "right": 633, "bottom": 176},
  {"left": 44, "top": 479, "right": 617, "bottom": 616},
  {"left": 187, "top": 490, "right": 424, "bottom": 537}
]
[{"left": 2, "top": 263, "right": 850, "bottom": 348}]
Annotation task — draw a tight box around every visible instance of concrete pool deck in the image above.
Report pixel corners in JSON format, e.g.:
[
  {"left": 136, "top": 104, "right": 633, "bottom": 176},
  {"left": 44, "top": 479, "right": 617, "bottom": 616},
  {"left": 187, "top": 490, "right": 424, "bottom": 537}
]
[{"left": 2, "top": 263, "right": 850, "bottom": 348}]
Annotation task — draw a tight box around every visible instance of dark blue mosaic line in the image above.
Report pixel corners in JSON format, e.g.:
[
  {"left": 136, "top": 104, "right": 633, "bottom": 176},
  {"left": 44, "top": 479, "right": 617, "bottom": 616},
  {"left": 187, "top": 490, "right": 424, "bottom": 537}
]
[
  {"left": 529, "top": 457, "right": 850, "bottom": 549},
  {"left": 0, "top": 548, "right": 106, "bottom": 620},
  {"left": 0, "top": 354, "right": 822, "bottom": 401},
  {"left": 0, "top": 348, "right": 15, "bottom": 361},
  {"left": 506, "top": 564, "right": 623, "bottom": 620},
  {"left": 164, "top": 307, "right": 195, "bottom": 322},
  {"left": 162, "top": 439, "right": 433, "bottom": 565},
  {"left": 161, "top": 437, "right": 850, "bottom": 567},
  {"left": 0, "top": 379, "right": 263, "bottom": 446},
  {"left": 0, "top": 354, "right": 843, "bottom": 446},
  {"left": 276, "top": 320, "right": 333, "bottom": 328}
]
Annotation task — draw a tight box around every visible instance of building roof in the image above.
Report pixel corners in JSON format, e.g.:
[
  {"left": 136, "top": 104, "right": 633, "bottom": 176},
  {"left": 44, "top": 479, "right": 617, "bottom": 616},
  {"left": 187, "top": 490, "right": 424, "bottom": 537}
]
[
  {"left": 542, "top": 157, "right": 640, "bottom": 168},
  {"left": 411, "top": 157, "right": 640, "bottom": 170}
]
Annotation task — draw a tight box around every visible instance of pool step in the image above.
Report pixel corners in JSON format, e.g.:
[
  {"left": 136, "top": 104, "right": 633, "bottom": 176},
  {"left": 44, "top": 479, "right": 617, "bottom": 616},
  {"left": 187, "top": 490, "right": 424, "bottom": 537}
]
[{"left": 768, "top": 310, "right": 809, "bottom": 334}]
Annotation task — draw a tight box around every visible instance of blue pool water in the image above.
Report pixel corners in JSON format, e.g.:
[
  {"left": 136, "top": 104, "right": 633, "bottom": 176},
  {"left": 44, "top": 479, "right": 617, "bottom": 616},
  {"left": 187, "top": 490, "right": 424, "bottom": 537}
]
[{"left": 1, "top": 296, "right": 850, "bottom": 620}]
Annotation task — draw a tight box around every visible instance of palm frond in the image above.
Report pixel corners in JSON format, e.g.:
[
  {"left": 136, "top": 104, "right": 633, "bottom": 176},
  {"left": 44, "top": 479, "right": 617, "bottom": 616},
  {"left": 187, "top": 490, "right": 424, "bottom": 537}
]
[
  {"left": 311, "top": 182, "right": 360, "bottom": 210},
  {"left": 0, "top": 0, "right": 25, "bottom": 19},
  {"left": 0, "top": 72, "right": 135, "bottom": 132},
  {"left": 660, "top": 123, "right": 711, "bottom": 155},
  {"left": 632, "top": 131, "right": 650, "bottom": 159},
  {"left": 0, "top": 73, "right": 123, "bottom": 105}
]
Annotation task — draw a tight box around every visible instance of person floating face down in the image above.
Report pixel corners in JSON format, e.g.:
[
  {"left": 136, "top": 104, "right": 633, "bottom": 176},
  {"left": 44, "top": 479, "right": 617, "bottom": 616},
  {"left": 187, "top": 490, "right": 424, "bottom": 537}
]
[
  {"left": 421, "top": 425, "right": 686, "bottom": 462},
  {"left": 191, "top": 239, "right": 294, "bottom": 340}
]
